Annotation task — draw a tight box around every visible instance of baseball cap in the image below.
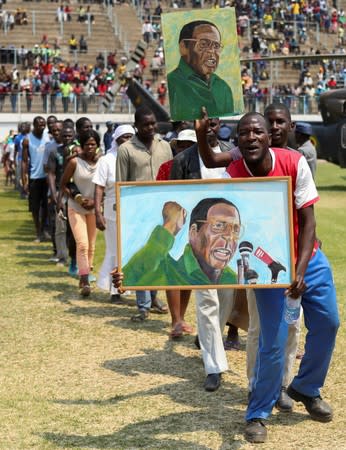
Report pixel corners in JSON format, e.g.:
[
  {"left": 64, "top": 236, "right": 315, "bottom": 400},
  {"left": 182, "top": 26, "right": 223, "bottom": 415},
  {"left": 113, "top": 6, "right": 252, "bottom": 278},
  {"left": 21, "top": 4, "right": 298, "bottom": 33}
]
[
  {"left": 295, "top": 122, "right": 313, "bottom": 136},
  {"left": 106, "top": 121, "right": 113, "bottom": 127}
]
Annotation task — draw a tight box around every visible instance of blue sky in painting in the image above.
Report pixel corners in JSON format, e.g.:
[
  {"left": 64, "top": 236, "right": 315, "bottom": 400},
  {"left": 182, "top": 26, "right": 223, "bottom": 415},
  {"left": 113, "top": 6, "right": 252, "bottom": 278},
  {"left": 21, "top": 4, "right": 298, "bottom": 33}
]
[{"left": 119, "top": 180, "right": 292, "bottom": 285}]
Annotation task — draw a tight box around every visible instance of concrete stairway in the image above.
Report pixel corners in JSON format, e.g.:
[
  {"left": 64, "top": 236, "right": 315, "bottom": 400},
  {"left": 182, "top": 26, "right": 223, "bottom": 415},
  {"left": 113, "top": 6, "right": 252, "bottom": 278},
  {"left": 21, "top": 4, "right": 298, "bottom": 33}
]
[
  {"left": 0, "top": 1, "right": 122, "bottom": 66},
  {"left": 110, "top": 4, "right": 159, "bottom": 84}
]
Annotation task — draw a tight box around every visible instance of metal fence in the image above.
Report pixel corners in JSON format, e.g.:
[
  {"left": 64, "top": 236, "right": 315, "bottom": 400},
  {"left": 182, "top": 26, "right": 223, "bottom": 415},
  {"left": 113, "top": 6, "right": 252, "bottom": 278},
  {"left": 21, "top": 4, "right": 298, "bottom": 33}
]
[
  {"left": 0, "top": 91, "right": 135, "bottom": 115},
  {"left": 0, "top": 91, "right": 323, "bottom": 115},
  {"left": 0, "top": 10, "right": 105, "bottom": 38}
]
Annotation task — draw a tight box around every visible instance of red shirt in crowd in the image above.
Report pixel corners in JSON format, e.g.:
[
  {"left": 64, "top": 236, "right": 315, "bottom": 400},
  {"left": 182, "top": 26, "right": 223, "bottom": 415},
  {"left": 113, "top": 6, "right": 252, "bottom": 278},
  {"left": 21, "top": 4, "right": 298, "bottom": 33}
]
[{"left": 156, "top": 160, "right": 173, "bottom": 181}]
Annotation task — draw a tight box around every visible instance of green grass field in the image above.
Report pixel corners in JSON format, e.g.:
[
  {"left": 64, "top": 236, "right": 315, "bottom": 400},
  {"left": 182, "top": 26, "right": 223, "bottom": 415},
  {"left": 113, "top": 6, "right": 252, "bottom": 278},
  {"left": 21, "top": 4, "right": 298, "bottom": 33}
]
[{"left": 0, "top": 161, "right": 345, "bottom": 450}]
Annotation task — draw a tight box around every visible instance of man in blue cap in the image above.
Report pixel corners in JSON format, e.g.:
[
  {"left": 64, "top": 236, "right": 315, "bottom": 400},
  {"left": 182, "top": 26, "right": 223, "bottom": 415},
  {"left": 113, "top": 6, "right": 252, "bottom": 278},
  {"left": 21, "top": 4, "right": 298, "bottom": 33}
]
[
  {"left": 103, "top": 121, "right": 114, "bottom": 154},
  {"left": 295, "top": 122, "right": 317, "bottom": 178}
]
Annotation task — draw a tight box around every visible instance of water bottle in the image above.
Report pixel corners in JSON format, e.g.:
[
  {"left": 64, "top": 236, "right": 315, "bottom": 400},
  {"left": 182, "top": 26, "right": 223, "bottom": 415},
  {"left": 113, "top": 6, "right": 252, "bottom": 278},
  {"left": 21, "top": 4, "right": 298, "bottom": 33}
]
[{"left": 284, "top": 295, "right": 301, "bottom": 324}]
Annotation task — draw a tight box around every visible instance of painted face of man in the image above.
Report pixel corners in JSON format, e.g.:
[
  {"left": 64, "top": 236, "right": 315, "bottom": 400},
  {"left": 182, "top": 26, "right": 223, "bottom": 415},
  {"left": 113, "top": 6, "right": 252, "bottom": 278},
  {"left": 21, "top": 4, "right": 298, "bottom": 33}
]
[
  {"left": 184, "top": 24, "right": 222, "bottom": 79},
  {"left": 190, "top": 203, "right": 240, "bottom": 271},
  {"left": 237, "top": 115, "right": 270, "bottom": 165},
  {"left": 264, "top": 108, "right": 293, "bottom": 148}
]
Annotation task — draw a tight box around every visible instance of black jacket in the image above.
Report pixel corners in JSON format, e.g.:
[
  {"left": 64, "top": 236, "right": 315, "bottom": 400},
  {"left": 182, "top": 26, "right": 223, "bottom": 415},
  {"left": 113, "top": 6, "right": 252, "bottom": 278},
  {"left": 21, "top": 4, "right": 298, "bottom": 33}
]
[{"left": 169, "top": 140, "right": 232, "bottom": 180}]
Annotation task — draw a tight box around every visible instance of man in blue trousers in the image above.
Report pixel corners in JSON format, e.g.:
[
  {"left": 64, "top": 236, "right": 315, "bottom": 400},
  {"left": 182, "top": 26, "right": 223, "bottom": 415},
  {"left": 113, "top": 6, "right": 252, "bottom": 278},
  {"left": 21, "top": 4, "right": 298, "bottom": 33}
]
[{"left": 195, "top": 109, "right": 339, "bottom": 444}]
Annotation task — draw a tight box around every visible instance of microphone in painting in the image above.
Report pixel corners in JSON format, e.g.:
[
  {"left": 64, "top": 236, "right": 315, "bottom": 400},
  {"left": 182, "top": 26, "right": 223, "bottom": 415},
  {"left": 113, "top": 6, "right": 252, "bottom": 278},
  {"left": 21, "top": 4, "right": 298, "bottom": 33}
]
[
  {"left": 237, "top": 241, "right": 254, "bottom": 284},
  {"left": 254, "top": 246, "right": 286, "bottom": 283},
  {"left": 245, "top": 269, "right": 259, "bottom": 285},
  {"left": 239, "top": 241, "right": 254, "bottom": 272},
  {"left": 237, "top": 258, "right": 244, "bottom": 284}
]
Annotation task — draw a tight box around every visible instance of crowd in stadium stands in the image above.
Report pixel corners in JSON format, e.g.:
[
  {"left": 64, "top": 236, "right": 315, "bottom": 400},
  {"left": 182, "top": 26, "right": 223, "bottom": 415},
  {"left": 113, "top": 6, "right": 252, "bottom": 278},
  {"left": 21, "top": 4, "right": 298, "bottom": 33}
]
[
  {"left": 0, "top": 7, "right": 29, "bottom": 29},
  {"left": 1, "top": 41, "right": 344, "bottom": 114},
  {"left": 0, "top": 0, "right": 345, "bottom": 114},
  {"left": 55, "top": 4, "right": 95, "bottom": 23},
  {"left": 0, "top": 2, "right": 96, "bottom": 30},
  {"left": 0, "top": 48, "right": 344, "bottom": 114},
  {"left": 137, "top": 0, "right": 346, "bottom": 111},
  {"left": 144, "top": 0, "right": 346, "bottom": 59}
]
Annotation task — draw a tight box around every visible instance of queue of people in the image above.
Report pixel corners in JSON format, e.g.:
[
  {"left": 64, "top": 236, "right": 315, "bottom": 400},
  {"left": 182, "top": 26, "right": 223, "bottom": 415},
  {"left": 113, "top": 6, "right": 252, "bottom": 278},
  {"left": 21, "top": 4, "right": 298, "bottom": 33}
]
[{"left": 2, "top": 100, "right": 338, "bottom": 445}]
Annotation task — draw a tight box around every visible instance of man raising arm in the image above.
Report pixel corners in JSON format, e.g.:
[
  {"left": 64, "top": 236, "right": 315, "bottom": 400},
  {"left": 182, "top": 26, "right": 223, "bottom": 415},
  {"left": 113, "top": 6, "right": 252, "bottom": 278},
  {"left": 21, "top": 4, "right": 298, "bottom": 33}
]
[{"left": 195, "top": 110, "right": 339, "bottom": 444}]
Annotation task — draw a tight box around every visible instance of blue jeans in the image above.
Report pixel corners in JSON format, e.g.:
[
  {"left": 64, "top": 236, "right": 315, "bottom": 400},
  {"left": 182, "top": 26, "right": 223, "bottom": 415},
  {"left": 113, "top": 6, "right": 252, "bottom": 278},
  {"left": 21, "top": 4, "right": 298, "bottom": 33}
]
[
  {"left": 246, "top": 249, "right": 339, "bottom": 421},
  {"left": 136, "top": 290, "right": 157, "bottom": 312}
]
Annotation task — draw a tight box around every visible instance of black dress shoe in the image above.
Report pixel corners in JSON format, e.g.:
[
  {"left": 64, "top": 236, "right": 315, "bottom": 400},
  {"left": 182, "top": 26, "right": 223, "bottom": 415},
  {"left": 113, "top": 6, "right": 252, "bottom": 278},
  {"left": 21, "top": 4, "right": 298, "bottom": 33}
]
[
  {"left": 275, "top": 386, "right": 293, "bottom": 412},
  {"left": 110, "top": 294, "right": 125, "bottom": 304},
  {"left": 286, "top": 385, "right": 333, "bottom": 422},
  {"left": 194, "top": 335, "right": 200, "bottom": 349},
  {"left": 204, "top": 373, "right": 221, "bottom": 392},
  {"left": 244, "top": 419, "right": 267, "bottom": 443}
]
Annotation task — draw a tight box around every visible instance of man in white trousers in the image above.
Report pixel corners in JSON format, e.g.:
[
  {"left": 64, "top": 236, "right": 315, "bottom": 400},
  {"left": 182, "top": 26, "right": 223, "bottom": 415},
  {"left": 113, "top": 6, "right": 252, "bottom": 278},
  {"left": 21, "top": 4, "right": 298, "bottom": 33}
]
[{"left": 170, "top": 118, "right": 238, "bottom": 391}]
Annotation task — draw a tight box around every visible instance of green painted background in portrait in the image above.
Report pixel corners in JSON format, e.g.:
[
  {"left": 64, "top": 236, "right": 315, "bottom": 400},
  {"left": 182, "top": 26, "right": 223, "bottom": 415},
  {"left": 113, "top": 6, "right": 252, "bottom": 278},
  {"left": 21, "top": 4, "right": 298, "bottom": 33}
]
[{"left": 161, "top": 8, "right": 244, "bottom": 118}]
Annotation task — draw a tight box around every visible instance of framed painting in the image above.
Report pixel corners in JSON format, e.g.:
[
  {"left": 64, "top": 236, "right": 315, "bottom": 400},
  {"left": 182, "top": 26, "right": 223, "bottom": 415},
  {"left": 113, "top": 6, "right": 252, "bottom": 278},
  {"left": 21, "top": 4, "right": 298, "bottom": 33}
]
[
  {"left": 116, "top": 178, "right": 295, "bottom": 290},
  {"left": 161, "top": 8, "right": 244, "bottom": 121}
]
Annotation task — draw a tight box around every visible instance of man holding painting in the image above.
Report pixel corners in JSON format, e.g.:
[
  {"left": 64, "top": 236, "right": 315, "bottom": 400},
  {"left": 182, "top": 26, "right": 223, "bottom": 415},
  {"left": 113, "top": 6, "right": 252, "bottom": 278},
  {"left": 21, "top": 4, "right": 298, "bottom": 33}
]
[{"left": 195, "top": 108, "right": 339, "bottom": 444}]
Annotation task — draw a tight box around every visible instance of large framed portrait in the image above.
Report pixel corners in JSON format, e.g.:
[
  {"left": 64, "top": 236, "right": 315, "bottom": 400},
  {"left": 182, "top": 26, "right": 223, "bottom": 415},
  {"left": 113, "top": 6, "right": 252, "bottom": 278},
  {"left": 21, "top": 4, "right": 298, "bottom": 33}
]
[
  {"left": 161, "top": 8, "right": 244, "bottom": 121},
  {"left": 116, "top": 178, "right": 295, "bottom": 290}
]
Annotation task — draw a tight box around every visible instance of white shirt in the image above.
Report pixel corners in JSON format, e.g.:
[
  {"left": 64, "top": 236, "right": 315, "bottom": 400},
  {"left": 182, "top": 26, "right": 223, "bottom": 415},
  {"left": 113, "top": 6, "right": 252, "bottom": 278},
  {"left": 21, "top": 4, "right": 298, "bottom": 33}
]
[
  {"left": 199, "top": 145, "right": 227, "bottom": 179},
  {"left": 92, "top": 150, "right": 117, "bottom": 221}
]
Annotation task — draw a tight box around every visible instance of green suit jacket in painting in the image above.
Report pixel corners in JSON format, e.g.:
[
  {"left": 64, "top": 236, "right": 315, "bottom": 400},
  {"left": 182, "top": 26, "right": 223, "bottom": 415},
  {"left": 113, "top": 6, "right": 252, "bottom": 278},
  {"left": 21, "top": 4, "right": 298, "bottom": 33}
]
[
  {"left": 123, "top": 225, "right": 237, "bottom": 286},
  {"left": 167, "top": 58, "right": 234, "bottom": 121}
]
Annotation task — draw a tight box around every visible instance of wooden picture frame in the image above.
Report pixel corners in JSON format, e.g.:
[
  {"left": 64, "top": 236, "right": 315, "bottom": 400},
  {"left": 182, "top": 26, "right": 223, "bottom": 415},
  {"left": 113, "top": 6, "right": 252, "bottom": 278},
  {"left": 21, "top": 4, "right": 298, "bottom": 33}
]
[{"left": 116, "top": 178, "right": 295, "bottom": 290}]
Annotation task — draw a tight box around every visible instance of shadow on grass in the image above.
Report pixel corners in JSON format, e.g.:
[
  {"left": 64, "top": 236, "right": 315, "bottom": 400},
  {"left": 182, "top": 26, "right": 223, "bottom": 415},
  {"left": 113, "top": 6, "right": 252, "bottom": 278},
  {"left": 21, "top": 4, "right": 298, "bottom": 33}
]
[
  {"left": 101, "top": 345, "right": 237, "bottom": 383},
  {"left": 28, "top": 277, "right": 129, "bottom": 307},
  {"left": 18, "top": 252, "right": 53, "bottom": 260},
  {"left": 66, "top": 305, "right": 137, "bottom": 319},
  {"left": 0, "top": 220, "right": 43, "bottom": 242},
  {"left": 43, "top": 341, "right": 310, "bottom": 449},
  {"left": 0, "top": 235, "right": 36, "bottom": 242},
  {"left": 19, "top": 260, "right": 60, "bottom": 266},
  {"left": 44, "top": 343, "right": 248, "bottom": 448},
  {"left": 316, "top": 185, "right": 346, "bottom": 191},
  {"left": 16, "top": 243, "right": 51, "bottom": 250},
  {"left": 64, "top": 304, "right": 169, "bottom": 334},
  {"left": 40, "top": 406, "right": 306, "bottom": 450},
  {"left": 28, "top": 270, "right": 71, "bottom": 278},
  {"left": 41, "top": 408, "right": 309, "bottom": 449},
  {"left": 7, "top": 208, "right": 28, "bottom": 214},
  {"left": 27, "top": 281, "right": 77, "bottom": 305},
  {"left": 60, "top": 292, "right": 175, "bottom": 334},
  {"left": 40, "top": 408, "right": 245, "bottom": 450}
]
